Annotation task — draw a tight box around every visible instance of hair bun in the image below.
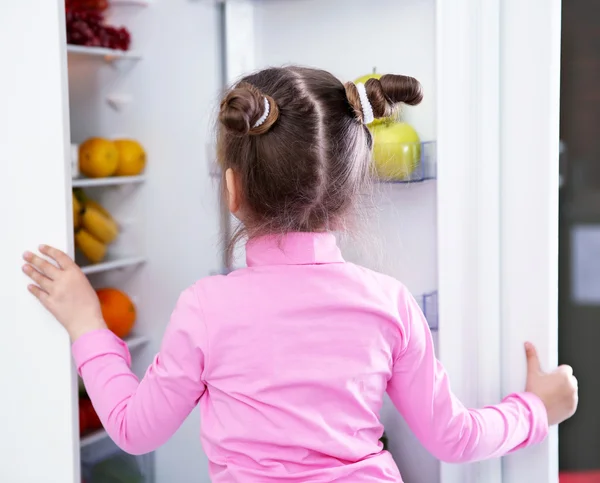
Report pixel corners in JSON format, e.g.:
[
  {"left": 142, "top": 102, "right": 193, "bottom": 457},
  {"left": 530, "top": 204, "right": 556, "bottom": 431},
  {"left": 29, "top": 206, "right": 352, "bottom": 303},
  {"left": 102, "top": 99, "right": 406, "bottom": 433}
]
[
  {"left": 219, "top": 82, "right": 279, "bottom": 136},
  {"left": 344, "top": 74, "right": 423, "bottom": 124},
  {"left": 366, "top": 74, "right": 423, "bottom": 120}
]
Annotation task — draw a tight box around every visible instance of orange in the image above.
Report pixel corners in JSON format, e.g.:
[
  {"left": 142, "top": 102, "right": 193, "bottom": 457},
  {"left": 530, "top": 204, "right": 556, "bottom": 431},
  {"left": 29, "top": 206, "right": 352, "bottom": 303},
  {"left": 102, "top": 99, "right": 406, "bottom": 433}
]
[
  {"left": 96, "top": 288, "right": 137, "bottom": 338},
  {"left": 79, "top": 138, "right": 119, "bottom": 178},
  {"left": 114, "top": 139, "right": 146, "bottom": 176}
]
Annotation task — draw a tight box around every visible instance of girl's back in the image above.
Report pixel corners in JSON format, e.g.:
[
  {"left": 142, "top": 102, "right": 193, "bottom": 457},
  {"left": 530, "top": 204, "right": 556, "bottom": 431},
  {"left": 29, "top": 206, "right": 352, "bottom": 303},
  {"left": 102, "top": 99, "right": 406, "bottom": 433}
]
[{"left": 198, "top": 233, "right": 404, "bottom": 481}]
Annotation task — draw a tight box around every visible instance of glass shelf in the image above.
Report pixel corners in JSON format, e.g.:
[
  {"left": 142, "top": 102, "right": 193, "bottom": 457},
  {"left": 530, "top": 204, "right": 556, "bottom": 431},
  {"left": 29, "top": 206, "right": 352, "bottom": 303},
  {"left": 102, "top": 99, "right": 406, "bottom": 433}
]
[
  {"left": 80, "top": 429, "right": 110, "bottom": 450},
  {"left": 375, "top": 141, "right": 437, "bottom": 184},
  {"left": 208, "top": 141, "right": 437, "bottom": 184},
  {"left": 416, "top": 290, "right": 438, "bottom": 331},
  {"left": 81, "top": 442, "right": 153, "bottom": 482}
]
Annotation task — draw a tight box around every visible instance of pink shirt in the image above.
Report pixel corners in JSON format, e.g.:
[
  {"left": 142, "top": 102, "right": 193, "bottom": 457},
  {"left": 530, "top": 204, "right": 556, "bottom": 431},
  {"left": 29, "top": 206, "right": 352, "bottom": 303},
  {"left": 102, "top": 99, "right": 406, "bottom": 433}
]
[{"left": 73, "top": 232, "right": 548, "bottom": 482}]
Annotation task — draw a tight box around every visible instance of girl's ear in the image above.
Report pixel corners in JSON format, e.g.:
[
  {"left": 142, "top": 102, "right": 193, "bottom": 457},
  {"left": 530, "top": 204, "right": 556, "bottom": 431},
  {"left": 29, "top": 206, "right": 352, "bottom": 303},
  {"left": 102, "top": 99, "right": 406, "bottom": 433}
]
[{"left": 225, "top": 168, "right": 241, "bottom": 215}]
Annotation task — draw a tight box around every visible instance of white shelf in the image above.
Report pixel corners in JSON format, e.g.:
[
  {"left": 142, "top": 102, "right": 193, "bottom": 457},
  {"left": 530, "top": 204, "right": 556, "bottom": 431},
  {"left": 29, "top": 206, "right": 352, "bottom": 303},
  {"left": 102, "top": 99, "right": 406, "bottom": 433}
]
[
  {"left": 125, "top": 333, "right": 150, "bottom": 351},
  {"left": 80, "top": 256, "right": 146, "bottom": 275},
  {"left": 110, "top": 0, "right": 151, "bottom": 5},
  {"left": 67, "top": 45, "right": 142, "bottom": 60},
  {"left": 80, "top": 429, "right": 109, "bottom": 449},
  {"left": 72, "top": 175, "right": 146, "bottom": 188}
]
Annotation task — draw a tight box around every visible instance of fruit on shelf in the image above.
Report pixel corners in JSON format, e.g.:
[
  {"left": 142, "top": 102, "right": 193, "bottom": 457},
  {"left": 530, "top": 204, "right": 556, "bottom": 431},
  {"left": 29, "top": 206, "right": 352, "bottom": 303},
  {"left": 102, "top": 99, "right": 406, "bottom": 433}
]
[
  {"left": 66, "top": 0, "right": 108, "bottom": 12},
  {"left": 81, "top": 203, "right": 119, "bottom": 244},
  {"left": 354, "top": 71, "right": 382, "bottom": 85},
  {"left": 114, "top": 139, "right": 146, "bottom": 176},
  {"left": 75, "top": 188, "right": 116, "bottom": 221},
  {"left": 72, "top": 190, "right": 121, "bottom": 265},
  {"left": 66, "top": 9, "right": 131, "bottom": 51},
  {"left": 72, "top": 192, "right": 83, "bottom": 229},
  {"left": 78, "top": 377, "right": 87, "bottom": 397},
  {"left": 96, "top": 288, "right": 137, "bottom": 339},
  {"left": 75, "top": 228, "right": 107, "bottom": 264},
  {"left": 79, "top": 138, "right": 119, "bottom": 178},
  {"left": 370, "top": 121, "right": 421, "bottom": 181},
  {"left": 73, "top": 187, "right": 86, "bottom": 205},
  {"left": 97, "top": 26, "right": 131, "bottom": 52},
  {"left": 78, "top": 402, "right": 89, "bottom": 436},
  {"left": 86, "top": 199, "right": 115, "bottom": 222},
  {"left": 79, "top": 397, "right": 102, "bottom": 436}
]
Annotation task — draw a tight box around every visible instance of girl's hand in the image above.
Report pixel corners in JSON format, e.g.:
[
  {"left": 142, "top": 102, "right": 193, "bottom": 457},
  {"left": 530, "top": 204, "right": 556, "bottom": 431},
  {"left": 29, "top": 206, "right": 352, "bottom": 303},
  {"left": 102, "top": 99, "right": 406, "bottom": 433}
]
[
  {"left": 525, "top": 342, "right": 578, "bottom": 426},
  {"left": 22, "top": 245, "right": 106, "bottom": 342}
]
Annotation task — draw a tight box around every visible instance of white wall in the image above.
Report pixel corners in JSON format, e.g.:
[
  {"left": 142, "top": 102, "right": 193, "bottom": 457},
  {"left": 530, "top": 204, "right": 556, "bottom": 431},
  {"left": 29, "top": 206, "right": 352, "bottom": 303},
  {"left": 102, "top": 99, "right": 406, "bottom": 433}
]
[
  {"left": 0, "top": 0, "right": 80, "bottom": 482},
  {"left": 254, "top": 1, "right": 439, "bottom": 481},
  {"left": 68, "top": 1, "right": 223, "bottom": 481}
]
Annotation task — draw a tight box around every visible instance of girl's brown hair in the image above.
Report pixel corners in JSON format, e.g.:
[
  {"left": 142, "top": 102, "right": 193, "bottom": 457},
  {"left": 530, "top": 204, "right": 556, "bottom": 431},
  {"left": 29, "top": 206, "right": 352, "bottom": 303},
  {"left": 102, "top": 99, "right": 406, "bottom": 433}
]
[{"left": 217, "top": 66, "right": 423, "bottom": 260}]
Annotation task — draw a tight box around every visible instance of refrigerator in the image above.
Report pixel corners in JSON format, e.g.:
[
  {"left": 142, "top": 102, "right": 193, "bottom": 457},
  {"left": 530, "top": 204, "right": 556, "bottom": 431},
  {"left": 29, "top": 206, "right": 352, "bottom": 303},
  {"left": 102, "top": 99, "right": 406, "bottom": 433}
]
[{"left": 0, "top": 0, "right": 561, "bottom": 482}]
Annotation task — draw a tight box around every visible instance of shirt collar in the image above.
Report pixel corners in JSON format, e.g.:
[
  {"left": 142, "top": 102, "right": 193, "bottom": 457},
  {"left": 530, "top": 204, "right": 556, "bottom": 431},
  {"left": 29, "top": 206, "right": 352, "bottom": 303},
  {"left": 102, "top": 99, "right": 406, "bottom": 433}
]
[{"left": 246, "top": 232, "right": 345, "bottom": 267}]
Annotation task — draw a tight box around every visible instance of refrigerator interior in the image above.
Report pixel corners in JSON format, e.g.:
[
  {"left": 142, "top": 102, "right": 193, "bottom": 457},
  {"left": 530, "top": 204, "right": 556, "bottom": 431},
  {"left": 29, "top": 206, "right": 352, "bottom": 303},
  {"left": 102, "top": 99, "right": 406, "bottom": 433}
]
[
  {"left": 66, "top": 0, "right": 438, "bottom": 481},
  {"left": 250, "top": 1, "right": 439, "bottom": 482},
  {"left": 68, "top": 1, "right": 221, "bottom": 480}
]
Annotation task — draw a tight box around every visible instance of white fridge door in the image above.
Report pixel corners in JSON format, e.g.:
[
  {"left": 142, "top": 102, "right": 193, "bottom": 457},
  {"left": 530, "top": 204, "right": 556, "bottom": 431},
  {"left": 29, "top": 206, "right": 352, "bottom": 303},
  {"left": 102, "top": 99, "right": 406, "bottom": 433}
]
[
  {"left": 0, "top": 0, "right": 79, "bottom": 482},
  {"left": 437, "top": 0, "right": 561, "bottom": 482},
  {"left": 500, "top": 0, "right": 562, "bottom": 482}
]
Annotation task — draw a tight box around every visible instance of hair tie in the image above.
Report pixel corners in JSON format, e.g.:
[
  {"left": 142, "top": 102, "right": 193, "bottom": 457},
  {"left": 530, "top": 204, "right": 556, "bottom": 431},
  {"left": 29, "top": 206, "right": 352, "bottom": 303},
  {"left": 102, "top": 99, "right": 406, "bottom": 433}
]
[
  {"left": 253, "top": 96, "right": 270, "bottom": 128},
  {"left": 355, "top": 83, "right": 374, "bottom": 125}
]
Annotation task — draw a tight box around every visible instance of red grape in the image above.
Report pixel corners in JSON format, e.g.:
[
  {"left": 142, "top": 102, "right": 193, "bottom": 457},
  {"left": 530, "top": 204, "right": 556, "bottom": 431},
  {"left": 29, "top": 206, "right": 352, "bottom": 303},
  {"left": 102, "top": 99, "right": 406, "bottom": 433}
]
[{"left": 65, "top": 3, "right": 131, "bottom": 51}]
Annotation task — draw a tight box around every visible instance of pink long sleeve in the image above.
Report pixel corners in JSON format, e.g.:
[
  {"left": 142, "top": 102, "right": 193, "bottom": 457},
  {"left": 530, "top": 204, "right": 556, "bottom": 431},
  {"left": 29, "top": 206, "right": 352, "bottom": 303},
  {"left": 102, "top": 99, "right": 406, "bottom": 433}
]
[
  {"left": 72, "top": 286, "right": 206, "bottom": 455},
  {"left": 71, "top": 233, "right": 550, "bottom": 481},
  {"left": 387, "top": 290, "right": 549, "bottom": 463}
]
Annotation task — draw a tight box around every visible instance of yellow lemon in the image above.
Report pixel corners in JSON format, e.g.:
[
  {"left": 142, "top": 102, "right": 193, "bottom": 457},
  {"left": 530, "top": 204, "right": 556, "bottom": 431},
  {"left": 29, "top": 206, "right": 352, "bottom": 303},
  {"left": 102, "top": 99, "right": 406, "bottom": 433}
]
[
  {"left": 114, "top": 139, "right": 146, "bottom": 176},
  {"left": 79, "top": 138, "right": 119, "bottom": 178}
]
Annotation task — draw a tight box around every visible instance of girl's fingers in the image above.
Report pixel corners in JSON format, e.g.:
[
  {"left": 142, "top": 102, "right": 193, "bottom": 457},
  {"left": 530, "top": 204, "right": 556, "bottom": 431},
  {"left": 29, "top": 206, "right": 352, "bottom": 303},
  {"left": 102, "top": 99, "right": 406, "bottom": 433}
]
[
  {"left": 27, "top": 284, "right": 49, "bottom": 304},
  {"left": 23, "top": 252, "right": 59, "bottom": 279},
  {"left": 557, "top": 364, "right": 574, "bottom": 376},
  {"left": 39, "top": 245, "right": 73, "bottom": 269},
  {"left": 22, "top": 264, "right": 53, "bottom": 293}
]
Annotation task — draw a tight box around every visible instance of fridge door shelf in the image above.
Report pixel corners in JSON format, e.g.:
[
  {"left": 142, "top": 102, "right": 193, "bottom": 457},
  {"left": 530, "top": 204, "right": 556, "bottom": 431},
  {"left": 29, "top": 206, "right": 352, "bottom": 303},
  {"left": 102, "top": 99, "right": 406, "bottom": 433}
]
[
  {"left": 207, "top": 141, "right": 437, "bottom": 184},
  {"left": 416, "top": 290, "right": 438, "bottom": 331},
  {"left": 375, "top": 141, "right": 437, "bottom": 184}
]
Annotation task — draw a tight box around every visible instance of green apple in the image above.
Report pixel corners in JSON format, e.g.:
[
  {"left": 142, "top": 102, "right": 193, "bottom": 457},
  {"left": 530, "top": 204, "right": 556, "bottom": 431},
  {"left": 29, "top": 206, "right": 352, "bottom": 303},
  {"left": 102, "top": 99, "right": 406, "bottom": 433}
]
[
  {"left": 370, "top": 121, "right": 421, "bottom": 181},
  {"left": 354, "top": 72, "right": 382, "bottom": 85}
]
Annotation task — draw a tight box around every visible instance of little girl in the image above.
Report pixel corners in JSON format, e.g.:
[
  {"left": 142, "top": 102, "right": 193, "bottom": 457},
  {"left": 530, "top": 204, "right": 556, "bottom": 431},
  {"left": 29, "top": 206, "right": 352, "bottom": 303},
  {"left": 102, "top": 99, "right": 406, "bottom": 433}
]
[{"left": 23, "top": 66, "right": 577, "bottom": 482}]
